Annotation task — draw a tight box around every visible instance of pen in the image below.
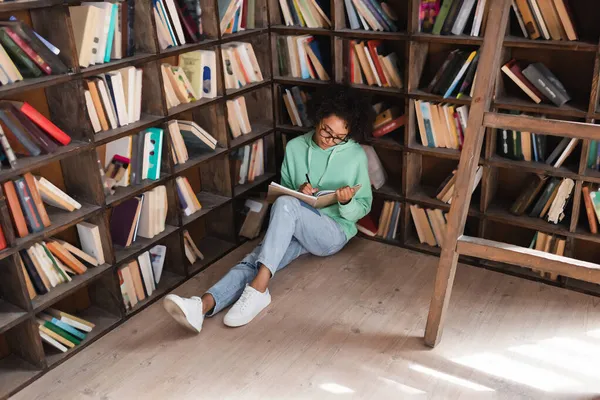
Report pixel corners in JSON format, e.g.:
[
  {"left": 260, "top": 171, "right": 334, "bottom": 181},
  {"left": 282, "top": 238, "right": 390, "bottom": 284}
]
[{"left": 305, "top": 173, "right": 311, "bottom": 185}]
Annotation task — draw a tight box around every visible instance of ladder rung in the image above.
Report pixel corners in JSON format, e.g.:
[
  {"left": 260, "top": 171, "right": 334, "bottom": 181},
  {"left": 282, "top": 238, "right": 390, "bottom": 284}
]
[
  {"left": 457, "top": 235, "right": 600, "bottom": 283},
  {"left": 484, "top": 112, "right": 600, "bottom": 141}
]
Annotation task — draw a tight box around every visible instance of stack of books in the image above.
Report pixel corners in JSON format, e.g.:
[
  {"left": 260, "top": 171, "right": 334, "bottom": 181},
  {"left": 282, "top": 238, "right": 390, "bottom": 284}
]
[
  {"left": 110, "top": 185, "right": 168, "bottom": 248},
  {"left": 435, "top": 166, "right": 482, "bottom": 204},
  {"left": 222, "top": 42, "right": 264, "bottom": 90},
  {"left": 510, "top": 175, "right": 574, "bottom": 224},
  {"left": 84, "top": 68, "right": 143, "bottom": 133},
  {"left": 233, "top": 138, "right": 265, "bottom": 185},
  {"left": 424, "top": 49, "right": 479, "bottom": 99},
  {"left": 345, "top": 0, "right": 398, "bottom": 31},
  {"left": 0, "top": 101, "right": 71, "bottom": 165},
  {"left": 372, "top": 102, "right": 405, "bottom": 139},
  {"left": 226, "top": 96, "right": 252, "bottom": 138},
  {"left": 419, "top": 0, "right": 488, "bottom": 37},
  {"left": 279, "top": 0, "right": 331, "bottom": 28},
  {"left": 349, "top": 40, "right": 403, "bottom": 88},
  {"left": 282, "top": 86, "right": 311, "bottom": 127},
  {"left": 20, "top": 227, "right": 104, "bottom": 298},
  {"left": 168, "top": 120, "right": 218, "bottom": 165},
  {"left": 0, "top": 19, "right": 68, "bottom": 83},
  {"left": 118, "top": 245, "right": 167, "bottom": 309},
  {"left": 69, "top": 2, "right": 136, "bottom": 67},
  {"left": 511, "top": 0, "right": 578, "bottom": 41},
  {"left": 502, "top": 59, "right": 571, "bottom": 107},
  {"left": 162, "top": 51, "right": 217, "bottom": 109},
  {"left": 175, "top": 176, "right": 202, "bottom": 217},
  {"left": 154, "top": 0, "right": 204, "bottom": 49},
  {"left": 415, "top": 100, "right": 468, "bottom": 149},
  {"left": 357, "top": 201, "right": 401, "bottom": 240},
  {"left": 580, "top": 184, "right": 600, "bottom": 234},
  {"left": 410, "top": 204, "right": 447, "bottom": 247},
  {"left": 102, "top": 128, "right": 164, "bottom": 192},
  {"left": 183, "top": 229, "right": 204, "bottom": 263},
  {"left": 37, "top": 309, "right": 95, "bottom": 353},
  {"left": 219, "top": 0, "right": 257, "bottom": 35},
  {"left": 276, "top": 36, "right": 329, "bottom": 81}
]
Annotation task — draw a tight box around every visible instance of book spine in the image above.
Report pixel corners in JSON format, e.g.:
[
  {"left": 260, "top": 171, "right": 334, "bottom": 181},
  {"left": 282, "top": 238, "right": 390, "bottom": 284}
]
[
  {"left": 372, "top": 116, "right": 406, "bottom": 137},
  {"left": 14, "top": 178, "right": 43, "bottom": 233},
  {"left": 582, "top": 186, "right": 598, "bottom": 234},
  {"left": 364, "top": 0, "right": 397, "bottom": 31},
  {"left": 20, "top": 250, "right": 47, "bottom": 294},
  {"left": 0, "top": 109, "right": 42, "bottom": 156},
  {"left": 3, "top": 27, "right": 51, "bottom": 75},
  {"left": 0, "top": 30, "right": 42, "bottom": 78},
  {"left": 432, "top": 0, "right": 453, "bottom": 35},
  {"left": 522, "top": 66, "right": 570, "bottom": 107},
  {"left": 441, "top": 0, "right": 463, "bottom": 35},
  {"left": 19, "top": 102, "right": 71, "bottom": 145}
]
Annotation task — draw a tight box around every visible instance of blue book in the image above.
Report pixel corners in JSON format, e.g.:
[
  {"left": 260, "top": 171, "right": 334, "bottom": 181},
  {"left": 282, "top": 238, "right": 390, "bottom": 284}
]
[
  {"left": 386, "top": 202, "right": 400, "bottom": 240},
  {"left": 51, "top": 318, "right": 87, "bottom": 340},
  {"left": 232, "top": 7, "right": 241, "bottom": 33},
  {"left": 344, "top": 0, "right": 360, "bottom": 29},
  {"left": 531, "top": 133, "right": 539, "bottom": 162},
  {"left": 104, "top": 4, "right": 118, "bottom": 62},
  {"left": 145, "top": 128, "right": 163, "bottom": 180},
  {"left": 419, "top": 102, "right": 436, "bottom": 148},
  {"left": 154, "top": 0, "right": 178, "bottom": 46}
]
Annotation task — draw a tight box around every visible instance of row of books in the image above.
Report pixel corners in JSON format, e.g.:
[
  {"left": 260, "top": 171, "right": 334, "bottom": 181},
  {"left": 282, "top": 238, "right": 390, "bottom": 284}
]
[
  {"left": 154, "top": 0, "right": 204, "bottom": 50},
  {"left": 511, "top": 0, "right": 577, "bottom": 41},
  {"left": 279, "top": 0, "right": 331, "bottom": 28},
  {"left": 276, "top": 35, "right": 329, "bottom": 81},
  {"left": 219, "top": 0, "right": 257, "bottom": 35},
  {"left": 420, "top": 0, "right": 488, "bottom": 37},
  {"left": 0, "top": 101, "right": 71, "bottom": 166},
  {"left": 233, "top": 138, "right": 265, "bottom": 185},
  {"left": 0, "top": 19, "right": 67, "bottom": 84},
  {"left": 282, "top": 86, "right": 311, "bottom": 127},
  {"left": 502, "top": 59, "right": 570, "bottom": 107},
  {"left": 119, "top": 244, "right": 166, "bottom": 309},
  {"left": 222, "top": 42, "right": 263, "bottom": 90},
  {"left": 226, "top": 96, "right": 253, "bottom": 138},
  {"left": 184, "top": 229, "right": 205, "bottom": 263},
  {"left": 410, "top": 204, "right": 447, "bottom": 247},
  {"left": 102, "top": 128, "right": 164, "bottom": 192},
  {"left": 415, "top": 100, "right": 469, "bottom": 149},
  {"left": 435, "top": 166, "right": 482, "bottom": 204},
  {"left": 69, "top": 2, "right": 135, "bottom": 68},
  {"left": 357, "top": 201, "right": 401, "bottom": 240},
  {"left": 372, "top": 102, "right": 405, "bottom": 138},
  {"left": 37, "top": 309, "right": 95, "bottom": 354},
  {"left": 0, "top": 174, "right": 81, "bottom": 245},
  {"left": 349, "top": 40, "right": 402, "bottom": 88},
  {"left": 21, "top": 226, "right": 104, "bottom": 298},
  {"left": 168, "top": 120, "right": 218, "bottom": 165},
  {"left": 530, "top": 230, "right": 565, "bottom": 280},
  {"left": 497, "top": 127, "right": 578, "bottom": 168},
  {"left": 175, "top": 176, "right": 202, "bottom": 217},
  {"left": 162, "top": 51, "right": 217, "bottom": 109},
  {"left": 345, "top": 0, "right": 397, "bottom": 31},
  {"left": 425, "top": 49, "right": 479, "bottom": 99},
  {"left": 85, "top": 68, "right": 143, "bottom": 134},
  {"left": 582, "top": 184, "right": 600, "bottom": 234},
  {"left": 110, "top": 185, "right": 168, "bottom": 248},
  {"left": 510, "top": 175, "right": 574, "bottom": 224}
]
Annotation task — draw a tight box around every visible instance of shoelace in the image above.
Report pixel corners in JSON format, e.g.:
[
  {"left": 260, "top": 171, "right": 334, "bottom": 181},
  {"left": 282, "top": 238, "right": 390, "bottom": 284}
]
[{"left": 238, "top": 289, "right": 255, "bottom": 312}]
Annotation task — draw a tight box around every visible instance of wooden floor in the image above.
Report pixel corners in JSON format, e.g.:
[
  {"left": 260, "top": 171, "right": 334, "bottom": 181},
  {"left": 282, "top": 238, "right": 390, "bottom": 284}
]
[{"left": 11, "top": 239, "right": 600, "bottom": 400}]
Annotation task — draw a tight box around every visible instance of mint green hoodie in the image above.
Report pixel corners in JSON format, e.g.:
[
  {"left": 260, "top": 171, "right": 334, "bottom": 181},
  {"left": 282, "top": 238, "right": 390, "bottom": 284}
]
[{"left": 280, "top": 132, "right": 373, "bottom": 240}]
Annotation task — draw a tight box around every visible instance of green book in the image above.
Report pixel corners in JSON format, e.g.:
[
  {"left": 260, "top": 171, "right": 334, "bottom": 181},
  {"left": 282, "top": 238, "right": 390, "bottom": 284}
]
[
  {"left": 432, "top": 0, "right": 453, "bottom": 35},
  {"left": 588, "top": 140, "right": 598, "bottom": 169},
  {"left": 41, "top": 243, "right": 69, "bottom": 283},
  {"left": 246, "top": 0, "right": 256, "bottom": 28},
  {"left": 43, "top": 321, "right": 81, "bottom": 346},
  {"left": 0, "top": 28, "right": 42, "bottom": 78},
  {"left": 589, "top": 191, "right": 600, "bottom": 224}
]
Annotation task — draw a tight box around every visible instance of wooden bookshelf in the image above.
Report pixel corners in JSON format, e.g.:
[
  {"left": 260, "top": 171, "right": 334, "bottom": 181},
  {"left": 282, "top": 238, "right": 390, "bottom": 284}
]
[
  {"left": 270, "top": 0, "right": 600, "bottom": 316},
  {"left": 0, "top": 0, "right": 275, "bottom": 397}
]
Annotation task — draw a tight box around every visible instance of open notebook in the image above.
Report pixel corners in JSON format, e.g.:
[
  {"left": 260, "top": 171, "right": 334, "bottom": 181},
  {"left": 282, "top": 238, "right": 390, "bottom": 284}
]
[{"left": 267, "top": 182, "right": 362, "bottom": 209}]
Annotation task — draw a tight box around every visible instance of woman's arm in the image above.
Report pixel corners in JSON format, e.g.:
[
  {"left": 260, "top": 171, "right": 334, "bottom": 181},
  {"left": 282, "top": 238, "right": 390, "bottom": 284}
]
[
  {"left": 280, "top": 149, "right": 295, "bottom": 190},
  {"left": 338, "top": 153, "right": 372, "bottom": 222}
]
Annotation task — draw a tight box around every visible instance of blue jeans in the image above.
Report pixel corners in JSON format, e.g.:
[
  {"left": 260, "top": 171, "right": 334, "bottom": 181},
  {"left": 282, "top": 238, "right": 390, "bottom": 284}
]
[{"left": 205, "top": 196, "right": 348, "bottom": 316}]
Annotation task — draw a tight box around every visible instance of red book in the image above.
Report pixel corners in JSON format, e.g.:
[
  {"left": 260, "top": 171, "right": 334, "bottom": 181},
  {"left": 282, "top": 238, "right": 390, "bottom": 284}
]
[
  {"left": 349, "top": 43, "right": 355, "bottom": 83},
  {"left": 3, "top": 27, "right": 51, "bottom": 75},
  {"left": 13, "top": 102, "right": 71, "bottom": 145},
  {"left": 367, "top": 40, "right": 388, "bottom": 87},
  {"left": 303, "top": 37, "right": 317, "bottom": 79},
  {"left": 357, "top": 214, "right": 378, "bottom": 237},
  {"left": 241, "top": 0, "right": 248, "bottom": 29},
  {"left": 372, "top": 115, "right": 406, "bottom": 138},
  {"left": 453, "top": 111, "right": 464, "bottom": 149}
]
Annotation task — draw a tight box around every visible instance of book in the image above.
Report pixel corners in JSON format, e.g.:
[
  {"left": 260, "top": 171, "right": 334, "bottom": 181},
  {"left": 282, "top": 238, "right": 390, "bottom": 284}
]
[
  {"left": 522, "top": 62, "right": 571, "bottom": 107},
  {"left": 266, "top": 182, "right": 362, "bottom": 209}
]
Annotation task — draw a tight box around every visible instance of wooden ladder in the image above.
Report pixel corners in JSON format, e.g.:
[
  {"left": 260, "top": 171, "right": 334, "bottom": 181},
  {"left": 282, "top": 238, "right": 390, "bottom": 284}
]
[{"left": 423, "top": 0, "right": 600, "bottom": 348}]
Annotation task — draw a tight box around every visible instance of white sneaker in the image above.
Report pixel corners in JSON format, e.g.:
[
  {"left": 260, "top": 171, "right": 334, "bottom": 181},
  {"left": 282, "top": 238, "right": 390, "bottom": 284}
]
[
  {"left": 163, "top": 294, "right": 204, "bottom": 333},
  {"left": 223, "top": 285, "right": 271, "bottom": 327}
]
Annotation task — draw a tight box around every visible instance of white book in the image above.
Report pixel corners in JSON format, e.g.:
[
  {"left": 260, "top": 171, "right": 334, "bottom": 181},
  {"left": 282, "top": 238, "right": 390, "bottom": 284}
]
[
  {"left": 121, "top": 265, "right": 138, "bottom": 307},
  {"left": 30, "top": 246, "right": 60, "bottom": 287},
  {"left": 363, "top": 45, "right": 381, "bottom": 86},
  {"left": 471, "top": 0, "right": 487, "bottom": 36},
  {"left": 234, "top": 43, "right": 258, "bottom": 82},
  {"left": 141, "top": 132, "right": 152, "bottom": 180},
  {"left": 553, "top": 138, "right": 579, "bottom": 168},
  {"left": 285, "top": 89, "right": 302, "bottom": 126},
  {"left": 161, "top": 64, "right": 180, "bottom": 108},
  {"left": 76, "top": 222, "right": 105, "bottom": 265},
  {"left": 134, "top": 68, "right": 143, "bottom": 122},
  {"left": 137, "top": 188, "right": 155, "bottom": 238},
  {"left": 39, "top": 331, "right": 68, "bottom": 352},
  {"left": 96, "top": 78, "right": 118, "bottom": 129},
  {"left": 296, "top": 36, "right": 311, "bottom": 79},
  {"left": 0, "top": 43, "right": 22, "bottom": 82},
  {"left": 176, "top": 177, "right": 197, "bottom": 216},
  {"left": 239, "top": 145, "right": 250, "bottom": 184},
  {"left": 279, "top": 0, "right": 293, "bottom": 25},
  {"left": 528, "top": 0, "right": 550, "bottom": 39},
  {"left": 163, "top": 0, "right": 187, "bottom": 45},
  {"left": 108, "top": 72, "right": 129, "bottom": 126},
  {"left": 158, "top": 185, "right": 167, "bottom": 233},
  {"left": 55, "top": 239, "right": 99, "bottom": 267},
  {"left": 451, "top": 0, "right": 476, "bottom": 35},
  {"left": 200, "top": 50, "right": 217, "bottom": 98},
  {"left": 111, "top": 3, "right": 123, "bottom": 59},
  {"left": 36, "top": 177, "right": 82, "bottom": 211},
  {"left": 89, "top": 3, "right": 113, "bottom": 64},
  {"left": 84, "top": 90, "right": 102, "bottom": 133},
  {"left": 153, "top": 7, "right": 173, "bottom": 49},
  {"left": 149, "top": 244, "right": 166, "bottom": 284},
  {"left": 119, "top": 67, "right": 136, "bottom": 123},
  {"left": 137, "top": 251, "right": 156, "bottom": 294}
]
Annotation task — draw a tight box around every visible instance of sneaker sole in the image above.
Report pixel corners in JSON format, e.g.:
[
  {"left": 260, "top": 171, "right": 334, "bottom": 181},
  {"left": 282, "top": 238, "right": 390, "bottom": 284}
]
[
  {"left": 223, "top": 297, "right": 271, "bottom": 328},
  {"left": 163, "top": 295, "right": 200, "bottom": 333}
]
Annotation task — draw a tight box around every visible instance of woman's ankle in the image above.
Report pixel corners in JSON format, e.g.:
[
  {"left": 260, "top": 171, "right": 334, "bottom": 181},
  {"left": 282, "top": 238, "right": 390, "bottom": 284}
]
[
  {"left": 250, "top": 264, "right": 272, "bottom": 293},
  {"left": 201, "top": 293, "right": 216, "bottom": 314}
]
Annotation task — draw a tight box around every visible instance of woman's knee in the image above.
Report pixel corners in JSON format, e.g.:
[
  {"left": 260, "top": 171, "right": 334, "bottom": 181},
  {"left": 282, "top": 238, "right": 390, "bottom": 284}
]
[{"left": 272, "top": 195, "right": 299, "bottom": 214}]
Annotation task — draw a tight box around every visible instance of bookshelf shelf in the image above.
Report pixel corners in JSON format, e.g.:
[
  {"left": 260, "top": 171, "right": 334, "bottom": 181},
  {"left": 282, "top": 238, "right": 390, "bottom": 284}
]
[
  {"left": 233, "top": 172, "right": 275, "bottom": 197},
  {"left": 485, "top": 156, "right": 581, "bottom": 181},
  {"left": 228, "top": 124, "right": 274, "bottom": 149},
  {"left": 348, "top": 83, "right": 405, "bottom": 97},
  {"left": 273, "top": 77, "right": 331, "bottom": 86},
  {"left": 124, "top": 270, "right": 184, "bottom": 316},
  {"left": 167, "top": 96, "right": 223, "bottom": 117},
  {"left": 157, "top": 39, "right": 221, "bottom": 57},
  {"left": 93, "top": 115, "right": 165, "bottom": 145},
  {"left": 221, "top": 28, "right": 270, "bottom": 43},
  {"left": 226, "top": 80, "right": 272, "bottom": 98},
  {"left": 409, "top": 89, "right": 472, "bottom": 105},
  {"left": 188, "top": 236, "right": 238, "bottom": 275},
  {"left": 106, "top": 176, "right": 172, "bottom": 207},
  {"left": 79, "top": 53, "right": 156, "bottom": 78},
  {"left": 0, "top": 303, "right": 28, "bottom": 335},
  {"left": 485, "top": 204, "right": 571, "bottom": 237},
  {"left": 271, "top": 26, "right": 334, "bottom": 35},
  {"left": 173, "top": 147, "right": 229, "bottom": 174},
  {"left": 373, "top": 184, "right": 403, "bottom": 202},
  {"left": 411, "top": 33, "right": 483, "bottom": 46},
  {"left": 335, "top": 29, "right": 409, "bottom": 41},
  {"left": 0, "top": 355, "right": 42, "bottom": 399},
  {"left": 182, "top": 192, "right": 231, "bottom": 226},
  {"left": 0, "top": 74, "right": 74, "bottom": 100},
  {"left": 113, "top": 225, "right": 179, "bottom": 264},
  {"left": 406, "top": 144, "right": 461, "bottom": 160},
  {"left": 503, "top": 36, "right": 598, "bottom": 53},
  {"left": 493, "top": 96, "right": 588, "bottom": 118},
  {"left": 0, "top": 0, "right": 60, "bottom": 12}
]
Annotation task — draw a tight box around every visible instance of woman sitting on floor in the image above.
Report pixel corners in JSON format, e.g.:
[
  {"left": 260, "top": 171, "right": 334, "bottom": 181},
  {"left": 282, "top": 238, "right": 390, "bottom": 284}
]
[{"left": 163, "top": 85, "right": 373, "bottom": 332}]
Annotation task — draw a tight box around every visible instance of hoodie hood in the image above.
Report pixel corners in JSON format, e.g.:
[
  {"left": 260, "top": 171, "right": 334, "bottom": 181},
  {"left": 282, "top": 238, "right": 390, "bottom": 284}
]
[{"left": 304, "top": 131, "right": 360, "bottom": 186}]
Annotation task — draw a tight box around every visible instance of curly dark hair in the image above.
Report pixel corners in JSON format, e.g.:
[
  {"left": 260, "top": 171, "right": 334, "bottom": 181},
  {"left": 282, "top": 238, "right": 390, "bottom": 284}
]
[{"left": 307, "top": 84, "right": 374, "bottom": 142}]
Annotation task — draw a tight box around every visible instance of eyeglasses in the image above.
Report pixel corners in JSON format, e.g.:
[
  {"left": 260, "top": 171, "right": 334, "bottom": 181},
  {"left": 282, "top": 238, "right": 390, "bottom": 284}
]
[{"left": 318, "top": 123, "right": 349, "bottom": 145}]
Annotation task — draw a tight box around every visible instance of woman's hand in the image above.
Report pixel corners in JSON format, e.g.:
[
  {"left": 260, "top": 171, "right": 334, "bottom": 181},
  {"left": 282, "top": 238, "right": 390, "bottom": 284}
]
[
  {"left": 299, "top": 182, "right": 318, "bottom": 196},
  {"left": 336, "top": 186, "right": 356, "bottom": 205}
]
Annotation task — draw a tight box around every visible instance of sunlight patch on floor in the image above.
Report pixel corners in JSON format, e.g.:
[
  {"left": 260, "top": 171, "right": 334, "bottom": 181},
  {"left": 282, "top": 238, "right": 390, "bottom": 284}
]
[
  {"left": 377, "top": 376, "right": 426, "bottom": 395},
  {"left": 319, "top": 383, "right": 354, "bottom": 395},
  {"left": 409, "top": 363, "right": 494, "bottom": 392}
]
